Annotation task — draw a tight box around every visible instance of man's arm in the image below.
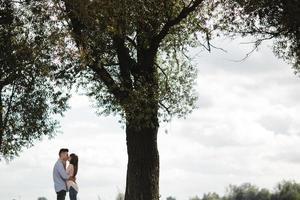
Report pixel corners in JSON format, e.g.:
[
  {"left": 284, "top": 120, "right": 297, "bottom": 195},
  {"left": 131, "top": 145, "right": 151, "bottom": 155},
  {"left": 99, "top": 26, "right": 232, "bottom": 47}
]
[{"left": 57, "top": 162, "right": 70, "bottom": 180}]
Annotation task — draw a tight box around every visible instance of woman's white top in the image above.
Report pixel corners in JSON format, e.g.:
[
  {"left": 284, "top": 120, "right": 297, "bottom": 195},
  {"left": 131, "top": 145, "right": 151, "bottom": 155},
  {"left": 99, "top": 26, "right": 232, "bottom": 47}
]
[{"left": 66, "top": 164, "right": 79, "bottom": 192}]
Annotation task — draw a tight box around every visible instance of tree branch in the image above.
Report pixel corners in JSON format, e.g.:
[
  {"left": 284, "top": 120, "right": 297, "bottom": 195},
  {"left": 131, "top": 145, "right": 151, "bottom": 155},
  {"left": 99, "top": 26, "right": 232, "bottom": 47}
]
[
  {"left": 0, "top": 73, "right": 18, "bottom": 88},
  {"left": 125, "top": 36, "right": 137, "bottom": 49},
  {"left": 112, "top": 36, "right": 135, "bottom": 91},
  {"left": 3, "top": 83, "right": 16, "bottom": 133},
  {"left": 159, "top": 102, "right": 171, "bottom": 115},
  {"left": 88, "top": 61, "right": 127, "bottom": 102},
  {"left": 154, "top": 62, "right": 170, "bottom": 92},
  {"left": 230, "top": 36, "right": 275, "bottom": 62},
  {"left": 151, "top": 0, "right": 204, "bottom": 49},
  {"left": 62, "top": 0, "right": 125, "bottom": 102}
]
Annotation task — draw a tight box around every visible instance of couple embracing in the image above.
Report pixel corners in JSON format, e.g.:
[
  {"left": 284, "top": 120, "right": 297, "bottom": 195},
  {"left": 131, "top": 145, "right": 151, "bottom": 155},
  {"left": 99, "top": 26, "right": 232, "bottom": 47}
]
[{"left": 53, "top": 148, "right": 79, "bottom": 200}]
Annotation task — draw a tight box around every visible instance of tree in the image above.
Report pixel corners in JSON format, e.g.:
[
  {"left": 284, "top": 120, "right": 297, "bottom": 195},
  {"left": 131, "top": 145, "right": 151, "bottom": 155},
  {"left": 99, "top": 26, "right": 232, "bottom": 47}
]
[
  {"left": 166, "top": 196, "right": 176, "bottom": 200},
  {"left": 57, "top": 0, "right": 218, "bottom": 199},
  {"left": 116, "top": 192, "right": 125, "bottom": 200},
  {"left": 2, "top": 0, "right": 223, "bottom": 198},
  {"left": 0, "top": 0, "right": 71, "bottom": 160},
  {"left": 256, "top": 189, "right": 271, "bottom": 200},
  {"left": 37, "top": 197, "right": 48, "bottom": 200},
  {"left": 220, "top": 0, "right": 300, "bottom": 71},
  {"left": 190, "top": 195, "right": 201, "bottom": 200},
  {"left": 16, "top": 1, "right": 218, "bottom": 199},
  {"left": 201, "top": 192, "right": 221, "bottom": 200},
  {"left": 224, "top": 183, "right": 270, "bottom": 200},
  {"left": 271, "top": 181, "right": 300, "bottom": 200}
]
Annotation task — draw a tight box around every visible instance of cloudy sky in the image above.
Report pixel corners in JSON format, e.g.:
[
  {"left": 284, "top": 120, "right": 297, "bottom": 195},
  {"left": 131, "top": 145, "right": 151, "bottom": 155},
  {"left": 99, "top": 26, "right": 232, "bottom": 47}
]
[{"left": 1, "top": 37, "right": 300, "bottom": 200}]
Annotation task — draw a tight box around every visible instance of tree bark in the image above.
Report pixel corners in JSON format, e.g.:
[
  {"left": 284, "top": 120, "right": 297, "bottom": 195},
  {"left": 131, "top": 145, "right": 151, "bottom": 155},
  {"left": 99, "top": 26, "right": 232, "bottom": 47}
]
[
  {"left": 125, "top": 115, "right": 160, "bottom": 200},
  {"left": 0, "top": 89, "right": 3, "bottom": 152}
]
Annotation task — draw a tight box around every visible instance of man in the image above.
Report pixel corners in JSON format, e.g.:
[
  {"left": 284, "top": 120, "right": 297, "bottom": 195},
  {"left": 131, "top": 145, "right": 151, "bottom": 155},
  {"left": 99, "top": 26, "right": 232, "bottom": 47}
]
[{"left": 53, "top": 148, "right": 72, "bottom": 200}]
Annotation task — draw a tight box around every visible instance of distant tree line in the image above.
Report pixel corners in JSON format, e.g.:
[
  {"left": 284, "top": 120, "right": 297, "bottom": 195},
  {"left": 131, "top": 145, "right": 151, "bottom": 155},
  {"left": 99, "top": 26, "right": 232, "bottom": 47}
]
[
  {"left": 166, "top": 181, "right": 300, "bottom": 200},
  {"left": 37, "top": 198, "right": 47, "bottom": 200},
  {"left": 30, "top": 180, "right": 300, "bottom": 200}
]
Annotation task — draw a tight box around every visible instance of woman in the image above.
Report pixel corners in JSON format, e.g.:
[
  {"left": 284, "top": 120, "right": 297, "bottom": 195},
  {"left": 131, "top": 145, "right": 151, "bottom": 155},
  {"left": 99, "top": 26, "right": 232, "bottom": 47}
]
[{"left": 67, "top": 153, "right": 79, "bottom": 200}]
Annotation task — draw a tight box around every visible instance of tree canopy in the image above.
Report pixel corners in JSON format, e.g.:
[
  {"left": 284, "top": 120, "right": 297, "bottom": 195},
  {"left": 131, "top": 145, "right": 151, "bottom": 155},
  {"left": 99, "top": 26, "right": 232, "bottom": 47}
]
[
  {"left": 1, "top": 0, "right": 299, "bottom": 160},
  {"left": 0, "top": 0, "right": 72, "bottom": 159},
  {"left": 172, "top": 181, "right": 300, "bottom": 200},
  {"left": 221, "top": 0, "right": 300, "bottom": 71}
]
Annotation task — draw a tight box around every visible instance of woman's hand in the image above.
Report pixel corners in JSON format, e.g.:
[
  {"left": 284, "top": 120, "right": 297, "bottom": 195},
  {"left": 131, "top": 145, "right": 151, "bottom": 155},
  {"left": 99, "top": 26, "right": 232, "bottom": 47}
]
[{"left": 69, "top": 176, "right": 76, "bottom": 182}]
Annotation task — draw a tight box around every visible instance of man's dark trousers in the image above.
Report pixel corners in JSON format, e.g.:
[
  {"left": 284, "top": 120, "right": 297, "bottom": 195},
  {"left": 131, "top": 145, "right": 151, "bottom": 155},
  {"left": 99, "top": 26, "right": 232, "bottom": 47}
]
[{"left": 57, "top": 190, "right": 66, "bottom": 200}]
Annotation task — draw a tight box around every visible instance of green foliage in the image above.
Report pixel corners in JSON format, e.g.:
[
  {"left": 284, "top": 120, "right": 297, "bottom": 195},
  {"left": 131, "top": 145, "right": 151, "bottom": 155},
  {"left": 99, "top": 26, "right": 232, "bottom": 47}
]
[
  {"left": 220, "top": 0, "right": 300, "bottom": 72},
  {"left": 166, "top": 196, "right": 177, "bottom": 200},
  {"left": 192, "top": 181, "right": 300, "bottom": 200},
  {"left": 37, "top": 197, "right": 47, "bottom": 200},
  {"left": 33, "top": 0, "right": 223, "bottom": 128},
  {"left": 1, "top": 0, "right": 299, "bottom": 158},
  {"left": 190, "top": 195, "right": 201, "bottom": 200},
  {"left": 224, "top": 183, "right": 270, "bottom": 200},
  {"left": 116, "top": 192, "right": 125, "bottom": 200},
  {"left": 157, "top": 45, "right": 198, "bottom": 122},
  {"left": 0, "top": 0, "right": 73, "bottom": 160},
  {"left": 0, "top": 0, "right": 212, "bottom": 158},
  {"left": 272, "top": 181, "right": 300, "bottom": 200},
  {"left": 202, "top": 192, "right": 221, "bottom": 200}
]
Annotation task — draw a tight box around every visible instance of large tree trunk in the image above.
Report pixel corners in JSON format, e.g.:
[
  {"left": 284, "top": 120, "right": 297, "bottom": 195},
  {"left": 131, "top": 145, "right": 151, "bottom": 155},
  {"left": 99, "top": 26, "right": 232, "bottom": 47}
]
[
  {"left": 125, "top": 115, "right": 160, "bottom": 200},
  {"left": 0, "top": 89, "right": 3, "bottom": 152}
]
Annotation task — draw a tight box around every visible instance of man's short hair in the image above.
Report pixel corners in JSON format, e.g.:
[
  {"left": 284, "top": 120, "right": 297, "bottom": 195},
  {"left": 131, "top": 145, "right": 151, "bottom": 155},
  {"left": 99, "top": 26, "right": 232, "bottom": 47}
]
[{"left": 59, "top": 148, "right": 69, "bottom": 156}]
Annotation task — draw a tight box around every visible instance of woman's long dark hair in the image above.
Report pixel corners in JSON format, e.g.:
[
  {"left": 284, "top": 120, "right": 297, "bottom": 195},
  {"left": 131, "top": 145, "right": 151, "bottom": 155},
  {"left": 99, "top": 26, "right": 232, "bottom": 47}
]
[{"left": 69, "top": 153, "right": 78, "bottom": 177}]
